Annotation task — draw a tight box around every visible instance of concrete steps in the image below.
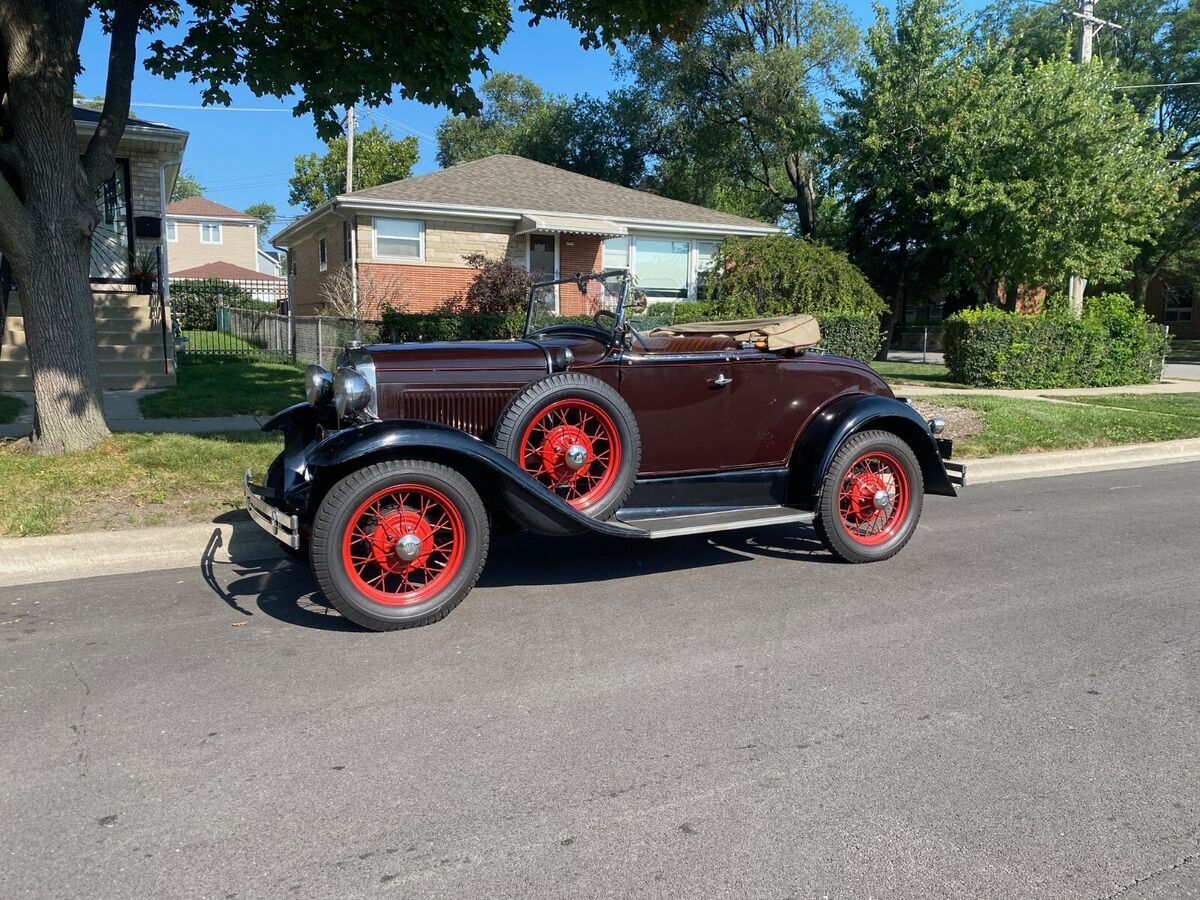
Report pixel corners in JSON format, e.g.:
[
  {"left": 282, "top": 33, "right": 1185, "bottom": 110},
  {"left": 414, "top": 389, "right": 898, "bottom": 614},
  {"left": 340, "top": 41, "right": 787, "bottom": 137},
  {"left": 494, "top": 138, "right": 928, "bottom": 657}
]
[{"left": 1, "top": 289, "right": 175, "bottom": 391}]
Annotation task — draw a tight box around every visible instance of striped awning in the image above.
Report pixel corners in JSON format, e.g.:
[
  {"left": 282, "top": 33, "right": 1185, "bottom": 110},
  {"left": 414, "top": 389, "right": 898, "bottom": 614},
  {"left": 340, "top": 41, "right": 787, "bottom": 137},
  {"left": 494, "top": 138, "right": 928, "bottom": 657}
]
[{"left": 516, "top": 213, "right": 627, "bottom": 238}]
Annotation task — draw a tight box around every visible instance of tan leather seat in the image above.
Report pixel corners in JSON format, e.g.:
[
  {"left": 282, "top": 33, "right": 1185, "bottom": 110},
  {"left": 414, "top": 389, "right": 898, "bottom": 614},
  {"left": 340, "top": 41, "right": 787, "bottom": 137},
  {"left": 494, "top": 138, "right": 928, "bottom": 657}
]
[{"left": 641, "top": 334, "right": 739, "bottom": 353}]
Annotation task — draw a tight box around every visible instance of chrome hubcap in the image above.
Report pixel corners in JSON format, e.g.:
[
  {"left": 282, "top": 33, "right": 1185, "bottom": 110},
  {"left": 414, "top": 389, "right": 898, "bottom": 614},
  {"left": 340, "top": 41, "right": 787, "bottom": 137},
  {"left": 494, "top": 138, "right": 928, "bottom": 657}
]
[
  {"left": 872, "top": 489, "right": 891, "bottom": 510},
  {"left": 395, "top": 533, "right": 422, "bottom": 561},
  {"left": 564, "top": 443, "right": 589, "bottom": 470}
]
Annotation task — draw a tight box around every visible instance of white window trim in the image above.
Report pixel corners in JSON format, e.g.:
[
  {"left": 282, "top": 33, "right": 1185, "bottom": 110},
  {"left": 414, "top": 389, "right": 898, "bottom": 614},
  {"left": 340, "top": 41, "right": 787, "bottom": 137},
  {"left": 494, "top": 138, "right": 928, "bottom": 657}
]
[
  {"left": 165, "top": 220, "right": 177, "bottom": 243},
  {"left": 372, "top": 216, "right": 425, "bottom": 262},
  {"left": 199, "top": 223, "right": 223, "bottom": 245},
  {"left": 524, "top": 233, "right": 560, "bottom": 313},
  {"left": 610, "top": 235, "right": 724, "bottom": 302},
  {"left": 318, "top": 237, "right": 328, "bottom": 272}
]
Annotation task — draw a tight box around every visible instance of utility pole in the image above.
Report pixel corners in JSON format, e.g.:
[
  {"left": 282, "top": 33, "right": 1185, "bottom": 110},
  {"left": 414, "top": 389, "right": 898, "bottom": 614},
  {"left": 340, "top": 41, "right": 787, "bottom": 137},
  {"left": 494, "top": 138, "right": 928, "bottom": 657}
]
[
  {"left": 1066, "top": 0, "right": 1120, "bottom": 315},
  {"left": 345, "top": 105, "right": 356, "bottom": 194}
]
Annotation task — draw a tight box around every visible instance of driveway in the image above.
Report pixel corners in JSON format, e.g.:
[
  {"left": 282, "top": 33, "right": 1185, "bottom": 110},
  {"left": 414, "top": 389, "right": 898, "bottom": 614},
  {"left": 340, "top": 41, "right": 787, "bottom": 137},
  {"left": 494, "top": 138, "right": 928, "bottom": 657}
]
[{"left": 2, "top": 465, "right": 1198, "bottom": 899}]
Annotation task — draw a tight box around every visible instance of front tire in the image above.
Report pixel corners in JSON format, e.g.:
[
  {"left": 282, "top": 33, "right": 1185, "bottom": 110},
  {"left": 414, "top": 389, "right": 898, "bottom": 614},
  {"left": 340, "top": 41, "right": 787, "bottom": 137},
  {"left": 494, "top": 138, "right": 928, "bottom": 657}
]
[
  {"left": 310, "top": 460, "right": 490, "bottom": 631},
  {"left": 815, "top": 430, "right": 924, "bottom": 563}
]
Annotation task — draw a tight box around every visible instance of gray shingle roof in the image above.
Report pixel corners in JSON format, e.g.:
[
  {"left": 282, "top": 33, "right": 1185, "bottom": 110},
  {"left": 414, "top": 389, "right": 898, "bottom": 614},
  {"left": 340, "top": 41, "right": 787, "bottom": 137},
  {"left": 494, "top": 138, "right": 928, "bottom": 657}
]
[{"left": 345, "top": 155, "right": 775, "bottom": 231}]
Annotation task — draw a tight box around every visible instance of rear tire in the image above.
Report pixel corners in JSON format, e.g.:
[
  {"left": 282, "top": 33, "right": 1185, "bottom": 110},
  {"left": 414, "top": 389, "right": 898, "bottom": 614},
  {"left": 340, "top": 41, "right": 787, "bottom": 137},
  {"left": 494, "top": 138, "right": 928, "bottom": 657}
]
[
  {"left": 310, "top": 460, "right": 489, "bottom": 631},
  {"left": 815, "top": 430, "right": 924, "bottom": 563},
  {"left": 493, "top": 373, "right": 640, "bottom": 521}
]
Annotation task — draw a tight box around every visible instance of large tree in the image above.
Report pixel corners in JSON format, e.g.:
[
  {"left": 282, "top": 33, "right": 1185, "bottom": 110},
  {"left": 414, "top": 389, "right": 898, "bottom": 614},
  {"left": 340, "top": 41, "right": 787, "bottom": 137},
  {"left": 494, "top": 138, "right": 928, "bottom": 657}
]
[
  {"left": 626, "top": 0, "right": 860, "bottom": 234},
  {"left": 289, "top": 125, "right": 418, "bottom": 210},
  {"left": 0, "top": 0, "right": 704, "bottom": 454},
  {"left": 437, "top": 73, "right": 659, "bottom": 187},
  {"left": 243, "top": 201, "right": 275, "bottom": 247}
]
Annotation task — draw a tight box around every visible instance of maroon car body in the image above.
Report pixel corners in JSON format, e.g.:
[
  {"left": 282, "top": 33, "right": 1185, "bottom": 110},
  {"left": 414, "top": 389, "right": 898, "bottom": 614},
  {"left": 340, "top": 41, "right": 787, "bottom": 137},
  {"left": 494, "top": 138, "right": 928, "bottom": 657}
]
[{"left": 245, "top": 270, "right": 963, "bottom": 631}]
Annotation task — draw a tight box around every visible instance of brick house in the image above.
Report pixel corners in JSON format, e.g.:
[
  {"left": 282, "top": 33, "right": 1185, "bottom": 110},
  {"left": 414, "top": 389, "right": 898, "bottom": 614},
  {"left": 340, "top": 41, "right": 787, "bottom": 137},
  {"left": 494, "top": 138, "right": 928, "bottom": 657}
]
[
  {"left": 165, "top": 197, "right": 283, "bottom": 277},
  {"left": 271, "top": 155, "right": 780, "bottom": 318}
]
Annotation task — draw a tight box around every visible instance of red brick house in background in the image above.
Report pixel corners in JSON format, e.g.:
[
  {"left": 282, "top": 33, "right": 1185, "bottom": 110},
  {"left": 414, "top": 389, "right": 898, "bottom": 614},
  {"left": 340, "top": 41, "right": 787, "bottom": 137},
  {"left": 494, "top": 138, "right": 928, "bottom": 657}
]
[{"left": 271, "top": 155, "right": 780, "bottom": 318}]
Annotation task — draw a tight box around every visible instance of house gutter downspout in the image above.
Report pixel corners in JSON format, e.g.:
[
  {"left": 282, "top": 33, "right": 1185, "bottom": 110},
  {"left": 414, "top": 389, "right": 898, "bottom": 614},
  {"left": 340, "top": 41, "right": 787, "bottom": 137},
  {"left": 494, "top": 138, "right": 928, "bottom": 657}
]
[
  {"left": 333, "top": 200, "right": 359, "bottom": 318},
  {"left": 159, "top": 152, "right": 183, "bottom": 368}
]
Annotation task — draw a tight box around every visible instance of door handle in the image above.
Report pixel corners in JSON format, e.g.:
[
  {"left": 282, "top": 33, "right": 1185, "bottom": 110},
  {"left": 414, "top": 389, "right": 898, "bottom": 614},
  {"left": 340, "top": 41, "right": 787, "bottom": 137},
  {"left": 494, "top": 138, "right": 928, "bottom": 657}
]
[{"left": 710, "top": 374, "right": 733, "bottom": 388}]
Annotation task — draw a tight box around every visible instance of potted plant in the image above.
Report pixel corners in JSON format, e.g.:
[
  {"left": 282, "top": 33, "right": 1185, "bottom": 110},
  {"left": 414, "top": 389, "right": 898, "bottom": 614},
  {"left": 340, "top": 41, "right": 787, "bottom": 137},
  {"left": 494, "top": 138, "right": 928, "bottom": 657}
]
[{"left": 132, "top": 248, "right": 158, "bottom": 295}]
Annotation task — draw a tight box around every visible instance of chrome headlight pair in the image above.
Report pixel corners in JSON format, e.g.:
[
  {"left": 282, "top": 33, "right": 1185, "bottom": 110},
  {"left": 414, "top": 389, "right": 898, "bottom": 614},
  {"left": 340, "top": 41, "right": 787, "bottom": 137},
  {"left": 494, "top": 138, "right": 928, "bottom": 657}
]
[{"left": 304, "top": 363, "right": 372, "bottom": 420}]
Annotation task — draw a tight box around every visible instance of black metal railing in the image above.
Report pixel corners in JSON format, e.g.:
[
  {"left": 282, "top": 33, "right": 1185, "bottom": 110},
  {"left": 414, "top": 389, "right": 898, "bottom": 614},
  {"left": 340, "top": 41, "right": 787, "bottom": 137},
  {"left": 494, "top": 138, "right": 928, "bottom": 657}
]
[
  {"left": 155, "top": 246, "right": 170, "bottom": 374},
  {"left": 170, "top": 275, "right": 290, "bottom": 358}
]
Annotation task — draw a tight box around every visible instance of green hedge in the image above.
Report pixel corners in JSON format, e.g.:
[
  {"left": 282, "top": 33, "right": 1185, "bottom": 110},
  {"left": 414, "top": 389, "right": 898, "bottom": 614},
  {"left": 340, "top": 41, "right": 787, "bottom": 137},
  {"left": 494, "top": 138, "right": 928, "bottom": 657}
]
[
  {"left": 381, "top": 311, "right": 596, "bottom": 343},
  {"left": 944, "top": 294, "right": 1169, "bottom": 388}
]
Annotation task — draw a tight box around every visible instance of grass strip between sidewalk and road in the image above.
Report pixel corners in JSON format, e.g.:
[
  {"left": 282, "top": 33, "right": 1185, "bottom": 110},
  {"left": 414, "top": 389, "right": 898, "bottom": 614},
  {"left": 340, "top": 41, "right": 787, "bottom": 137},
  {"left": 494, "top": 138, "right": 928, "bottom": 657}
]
[
  {"left": 140, "top": 357, "right": 304, "bottom": 418},
  {"left": 0, "top": 431, "right": 282, "bottom": 536},
  {"left": 919, "top": 393, "right": 1200, "bottom": 458},
  {"left": 0, "top": 394, "right": 23, "bottom": 424}
]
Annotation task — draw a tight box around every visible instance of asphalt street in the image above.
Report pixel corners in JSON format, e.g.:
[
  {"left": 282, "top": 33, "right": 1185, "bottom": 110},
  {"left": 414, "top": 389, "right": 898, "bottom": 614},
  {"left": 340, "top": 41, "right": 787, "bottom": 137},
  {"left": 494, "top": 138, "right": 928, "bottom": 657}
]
[{"left": 2, "top": 464, "right": 1198, "bottom": 899}]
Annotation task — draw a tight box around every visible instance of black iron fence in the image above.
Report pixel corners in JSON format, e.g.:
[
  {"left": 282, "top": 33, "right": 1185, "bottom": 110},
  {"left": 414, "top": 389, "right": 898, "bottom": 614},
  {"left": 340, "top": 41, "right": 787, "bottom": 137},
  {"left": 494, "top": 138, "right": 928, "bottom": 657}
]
[{"left": 170, "top": 276, "right": 289, "bottom": 358}]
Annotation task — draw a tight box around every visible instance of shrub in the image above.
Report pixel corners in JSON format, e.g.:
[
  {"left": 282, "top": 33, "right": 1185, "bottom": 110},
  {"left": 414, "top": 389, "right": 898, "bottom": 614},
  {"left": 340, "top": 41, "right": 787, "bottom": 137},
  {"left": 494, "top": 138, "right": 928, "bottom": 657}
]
[
  {"left": 444, "top": 253, "right": 532, "bottom": 315},
  {"left": 381, "top": 310, "right": 594, "bottom": 343},
  {"left": 703, "top": 235, "right": 886, "bottom": 318},
  {"left": 944, "top": 295, "right": 1168, "bottom": 388}
]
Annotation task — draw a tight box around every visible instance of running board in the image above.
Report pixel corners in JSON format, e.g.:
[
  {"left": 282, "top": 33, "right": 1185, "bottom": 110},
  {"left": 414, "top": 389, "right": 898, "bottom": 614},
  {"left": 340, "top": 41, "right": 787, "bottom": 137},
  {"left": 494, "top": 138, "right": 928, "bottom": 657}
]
[{"left": 613, "top": 506, "right": 815, "bottom": 539}]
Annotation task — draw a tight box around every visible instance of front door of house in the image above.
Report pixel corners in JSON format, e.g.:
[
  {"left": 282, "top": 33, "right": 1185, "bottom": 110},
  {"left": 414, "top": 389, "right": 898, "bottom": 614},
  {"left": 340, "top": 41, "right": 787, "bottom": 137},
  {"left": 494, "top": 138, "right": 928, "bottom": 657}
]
[{"left": 528, "top": 233, "right": 558, "bottom": 312}]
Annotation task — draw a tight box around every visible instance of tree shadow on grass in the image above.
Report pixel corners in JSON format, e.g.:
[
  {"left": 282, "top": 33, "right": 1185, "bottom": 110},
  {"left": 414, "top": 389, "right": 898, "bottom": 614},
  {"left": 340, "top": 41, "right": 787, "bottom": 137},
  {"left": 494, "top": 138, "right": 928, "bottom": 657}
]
[{"left": 203, "top": 519, "right": 838, "bottom": 632}]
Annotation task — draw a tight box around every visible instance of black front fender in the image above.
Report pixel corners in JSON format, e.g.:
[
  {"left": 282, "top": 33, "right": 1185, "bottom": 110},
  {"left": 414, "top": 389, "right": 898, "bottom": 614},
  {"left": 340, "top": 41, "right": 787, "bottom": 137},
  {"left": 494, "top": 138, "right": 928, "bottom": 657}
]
[
  {"left": 304, "top": 419, "right": 633, "bottom": 538},
  {"left": 790, "top": 394, "right": 957, "bottom": 503}
]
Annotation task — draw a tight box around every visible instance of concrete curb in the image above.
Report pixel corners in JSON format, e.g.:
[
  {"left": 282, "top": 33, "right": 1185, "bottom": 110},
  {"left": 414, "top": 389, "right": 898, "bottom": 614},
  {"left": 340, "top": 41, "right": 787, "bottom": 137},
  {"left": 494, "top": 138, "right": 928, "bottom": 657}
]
[
  {"left": 2, "top": 439, "right": 1199, "bottom": 588},
  {"left": 0, "top": 520, "right": 287, "bottom": 588},
  {"left": 961, "top": 437, "right": 1200, "bottom": 484}
]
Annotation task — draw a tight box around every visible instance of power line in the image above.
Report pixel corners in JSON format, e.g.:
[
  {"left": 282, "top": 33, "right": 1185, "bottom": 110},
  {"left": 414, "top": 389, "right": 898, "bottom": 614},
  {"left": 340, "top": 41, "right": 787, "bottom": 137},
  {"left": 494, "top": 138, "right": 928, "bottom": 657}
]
[
  {"left": 361, "top": 108, "right": 437, "bottom": 142},
  {"left": 1115, "top": 81, "right": 1200, "bottom": 89},
  {"left": 130, "top": 101, "right": 292, "bottom": 112}
]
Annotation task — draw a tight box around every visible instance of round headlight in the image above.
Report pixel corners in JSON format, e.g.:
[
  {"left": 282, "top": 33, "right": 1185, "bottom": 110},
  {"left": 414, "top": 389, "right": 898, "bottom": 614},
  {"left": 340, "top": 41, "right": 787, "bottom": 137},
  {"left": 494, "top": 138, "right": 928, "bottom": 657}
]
[
  {"left": 334, "top": 366, "right": 372, "bottom": 420},
  {"left": 304, "top": 365, "right": 333, "bottom": 407}
]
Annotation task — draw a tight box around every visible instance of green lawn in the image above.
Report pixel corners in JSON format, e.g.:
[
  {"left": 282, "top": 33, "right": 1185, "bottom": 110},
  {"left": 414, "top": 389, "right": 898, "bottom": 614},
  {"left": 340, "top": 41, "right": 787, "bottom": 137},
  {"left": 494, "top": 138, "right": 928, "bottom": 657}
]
[
  {"left": 181, "top": 330, "right": 263, "bottom": 353},
  {"left": 1166, "top": 338, "right": 1200, "bottom": 363},
  {"left": 870, "top": 361, "right": 965, "bottom": 389},
  {"left": 0, "top": 394, "right": 23, "bottom": 424},
  {"left": 926, "top": 393, "right": 1200, "bottom": 458},
  {"left": 1056, "top": 392, "right": 1200, "bottom": 419},
  {"left": 0, "top": 431, "right": 283, "bottom": 536},
  {"left": 140, "top": 357, "right": 304, "bottom": 418}
]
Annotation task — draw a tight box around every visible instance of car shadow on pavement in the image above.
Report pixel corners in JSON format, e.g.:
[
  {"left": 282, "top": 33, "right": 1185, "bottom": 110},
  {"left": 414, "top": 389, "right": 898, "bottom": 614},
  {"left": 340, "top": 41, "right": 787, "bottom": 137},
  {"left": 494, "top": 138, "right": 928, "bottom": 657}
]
[{"left": 202, "top": 523, "right": 835, "bottom": 632}]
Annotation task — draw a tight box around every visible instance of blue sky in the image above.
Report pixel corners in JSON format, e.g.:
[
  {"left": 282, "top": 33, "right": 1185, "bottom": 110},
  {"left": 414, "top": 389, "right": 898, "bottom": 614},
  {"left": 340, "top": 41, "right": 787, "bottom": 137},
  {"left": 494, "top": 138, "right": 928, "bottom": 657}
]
[{"left": 74, "top": 2, "right": 983, "bottom": 232}]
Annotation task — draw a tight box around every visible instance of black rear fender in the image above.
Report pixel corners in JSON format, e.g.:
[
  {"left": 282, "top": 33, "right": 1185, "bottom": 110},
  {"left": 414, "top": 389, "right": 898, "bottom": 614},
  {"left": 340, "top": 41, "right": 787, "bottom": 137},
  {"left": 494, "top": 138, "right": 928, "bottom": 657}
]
[
  {"left": 788, "top": 395, "right": 956, "bottom": 505},
  {"left": 302, "top": 420, "right": 628, "bottom": 538}
]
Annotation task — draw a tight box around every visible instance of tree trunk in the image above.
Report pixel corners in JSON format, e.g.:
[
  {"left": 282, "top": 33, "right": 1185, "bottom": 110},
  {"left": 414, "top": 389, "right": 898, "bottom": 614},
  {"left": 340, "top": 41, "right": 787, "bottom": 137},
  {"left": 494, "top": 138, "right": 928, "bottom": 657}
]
[
  {"left": 1, "top": 2, "right": 114, "bottom": 454},
  {"left": 784, "top": 154, "right": 815, "bottom": 238}
]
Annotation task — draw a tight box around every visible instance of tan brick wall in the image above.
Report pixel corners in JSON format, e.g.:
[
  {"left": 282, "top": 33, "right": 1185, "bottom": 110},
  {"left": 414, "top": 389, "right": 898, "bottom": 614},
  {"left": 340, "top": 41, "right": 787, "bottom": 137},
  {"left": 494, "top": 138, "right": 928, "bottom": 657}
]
[
  {"left": 79, "top": 142, "right": 176, "bottom": 271},
  {"left": 166, "top": 219, "right": 260, "bottom": 273},
  {"left": 289, "top": 220, "right": 353, "bottom": 315}
]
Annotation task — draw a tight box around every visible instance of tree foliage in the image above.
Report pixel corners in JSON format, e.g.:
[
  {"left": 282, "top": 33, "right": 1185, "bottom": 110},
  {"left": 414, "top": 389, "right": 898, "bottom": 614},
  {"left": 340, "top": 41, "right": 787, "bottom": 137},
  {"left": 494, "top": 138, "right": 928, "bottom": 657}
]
[
  {"left": 289, "top": 125, "right": 419, "bottom": 210},
  {"left": 625, "top": 0, "right": 860, "bottom": 234},
  {"left": 436, "top": 74, "right": 659, "bottom": 187},
  {"left": 703, "top": 235, "right": 886, "bottom": 317},
  {"left": 243, "top": 202, "right": 276, "bottom": 247},
  {"left": 171, "top": 171, "right": 205, "bottom": 201},
  {"left": 444, "top": 253, "right": 533, "bottom": 315}
]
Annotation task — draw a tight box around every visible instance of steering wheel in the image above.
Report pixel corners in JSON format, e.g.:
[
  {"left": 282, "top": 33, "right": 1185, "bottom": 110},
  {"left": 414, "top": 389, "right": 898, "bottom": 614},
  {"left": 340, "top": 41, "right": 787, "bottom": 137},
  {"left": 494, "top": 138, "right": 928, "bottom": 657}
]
[{"left": 593, "top": 308, "right": 617, "bottom": 329}]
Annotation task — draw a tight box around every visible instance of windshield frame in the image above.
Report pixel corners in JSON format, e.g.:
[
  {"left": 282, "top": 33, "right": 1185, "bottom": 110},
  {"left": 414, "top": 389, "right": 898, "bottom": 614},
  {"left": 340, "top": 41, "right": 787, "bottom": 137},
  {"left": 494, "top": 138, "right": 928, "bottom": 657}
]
[{"left": 523, "top": 268, "right": 634, "bottom": 339}]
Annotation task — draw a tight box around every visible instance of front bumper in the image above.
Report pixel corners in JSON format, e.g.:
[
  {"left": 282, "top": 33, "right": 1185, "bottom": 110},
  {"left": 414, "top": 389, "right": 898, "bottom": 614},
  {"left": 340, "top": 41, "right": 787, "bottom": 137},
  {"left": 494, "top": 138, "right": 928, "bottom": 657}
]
[{"left": 244, "top": 468, "right": 302, "bottom": 549}]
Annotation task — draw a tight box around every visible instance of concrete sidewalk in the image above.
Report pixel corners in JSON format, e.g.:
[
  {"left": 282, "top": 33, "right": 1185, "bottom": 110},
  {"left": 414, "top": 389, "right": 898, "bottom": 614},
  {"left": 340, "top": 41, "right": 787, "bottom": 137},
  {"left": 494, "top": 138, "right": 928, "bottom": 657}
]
[
  {"left": 0, "top": 389, "right": 263, "bottom": 438},
  {"left": 900, "top": 377, "right": 1200, "bottom": 399}
]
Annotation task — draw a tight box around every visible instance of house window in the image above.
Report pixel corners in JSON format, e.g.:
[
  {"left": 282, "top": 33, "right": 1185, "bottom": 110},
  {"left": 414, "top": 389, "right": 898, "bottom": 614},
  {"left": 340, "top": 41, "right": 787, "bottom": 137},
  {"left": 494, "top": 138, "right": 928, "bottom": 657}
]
[
  {"left": 603, "top": 236, "right": 630, "bottom": 271},
  {"left": 165, "top": 220, "right": 177, "bottom": 243},
  {"left": 318, "top": 237, "right": 328, "bottom": 272},
  {"left": 1164, "top": 286, "right": 1194, "bottom": 324},
  {"left": 343, "top": 221, "right": 353, "bottom": 262},
  {"left": 200, "top": 223, "right": 222, "bottom": 244},
  {"left": 695, "top": 240, "right": 720, "bottom": 272},
  {"left": 636, "top": 237, "right": 691, "bottom": 298},
  {"left": 374, "top": 217, "right": 423, "bottom": 260}
]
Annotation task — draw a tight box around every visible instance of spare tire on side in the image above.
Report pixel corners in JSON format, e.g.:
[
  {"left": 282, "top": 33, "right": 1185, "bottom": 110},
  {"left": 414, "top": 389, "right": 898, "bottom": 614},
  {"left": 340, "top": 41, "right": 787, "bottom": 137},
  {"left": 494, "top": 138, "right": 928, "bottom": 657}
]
[{"left": 493, "top": 373, "right": 640, "bottom": 522}]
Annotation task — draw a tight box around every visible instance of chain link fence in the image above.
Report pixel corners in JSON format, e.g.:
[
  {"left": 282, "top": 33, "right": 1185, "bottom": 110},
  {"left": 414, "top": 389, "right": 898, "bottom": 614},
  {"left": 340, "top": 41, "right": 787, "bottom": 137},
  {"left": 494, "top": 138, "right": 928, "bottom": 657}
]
[{"left": 888, "top": 325, "right": 946, "bottom": 363}]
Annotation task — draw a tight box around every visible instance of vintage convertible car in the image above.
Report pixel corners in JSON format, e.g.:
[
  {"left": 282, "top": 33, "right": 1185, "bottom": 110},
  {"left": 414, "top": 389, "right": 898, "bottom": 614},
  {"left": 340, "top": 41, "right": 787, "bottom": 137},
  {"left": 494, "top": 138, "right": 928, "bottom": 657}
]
[{"left": 246, "top": 270, "right": 964, "bottom": 631}]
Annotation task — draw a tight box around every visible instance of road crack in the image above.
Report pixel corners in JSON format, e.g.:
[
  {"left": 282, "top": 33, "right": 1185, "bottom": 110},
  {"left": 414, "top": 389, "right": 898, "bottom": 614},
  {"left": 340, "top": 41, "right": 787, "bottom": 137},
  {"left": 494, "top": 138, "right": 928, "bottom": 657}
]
[
  {"left": 1101, "top": 840, "right": 1200, "bottom": 899},
  {"left": 68, "top": 662, "right": 90, "bottom": 778}
]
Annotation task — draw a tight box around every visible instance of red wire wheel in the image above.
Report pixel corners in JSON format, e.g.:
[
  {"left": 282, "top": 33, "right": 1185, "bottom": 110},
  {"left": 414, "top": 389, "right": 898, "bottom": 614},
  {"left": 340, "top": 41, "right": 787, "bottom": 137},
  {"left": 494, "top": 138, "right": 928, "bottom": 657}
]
[
  {"left": 836, "top": 450, "right": 911, "bottom": 546},
  {"left": 517, "top": 398, "right": 622, "bottom": 510},
  {"left": 340, "top": 483, "right": 466, "bottom": 606}
]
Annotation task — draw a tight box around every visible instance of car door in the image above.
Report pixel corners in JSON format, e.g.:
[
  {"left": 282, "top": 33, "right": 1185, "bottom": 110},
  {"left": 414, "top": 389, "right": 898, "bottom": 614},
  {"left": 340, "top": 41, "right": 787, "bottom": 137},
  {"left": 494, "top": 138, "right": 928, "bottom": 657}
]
[{"left": 617, "top": 348, "right": 736, "bottom": 475}]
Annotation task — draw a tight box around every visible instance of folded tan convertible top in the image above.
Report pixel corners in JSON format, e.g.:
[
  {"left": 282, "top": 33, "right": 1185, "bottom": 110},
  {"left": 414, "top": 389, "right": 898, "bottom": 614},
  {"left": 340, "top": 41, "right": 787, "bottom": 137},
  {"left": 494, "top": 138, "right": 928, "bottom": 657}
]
[{"left": 651, "top": 314, "right": 821, "bottom": 352}]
